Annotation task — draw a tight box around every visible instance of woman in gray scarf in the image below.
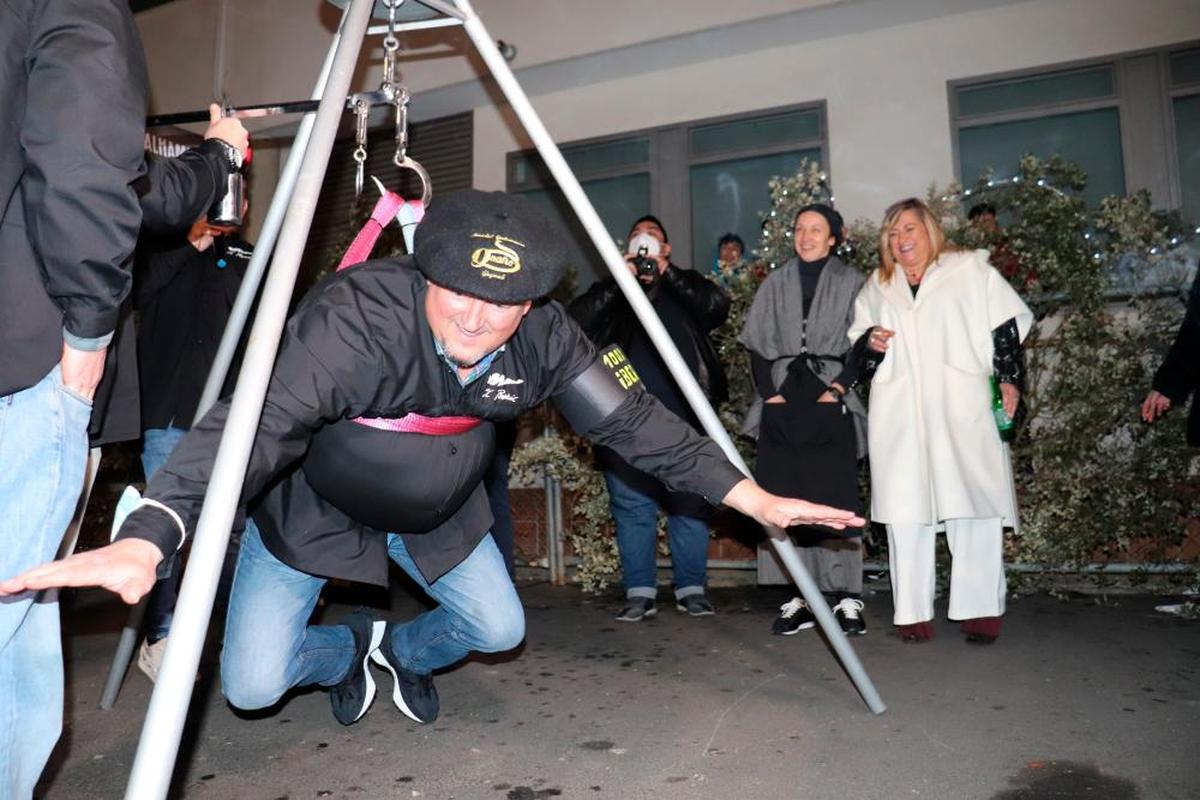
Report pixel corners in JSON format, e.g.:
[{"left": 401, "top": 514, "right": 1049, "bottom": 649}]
[{"left": 739, "top": 204, "right": 871, "bottom": 637}]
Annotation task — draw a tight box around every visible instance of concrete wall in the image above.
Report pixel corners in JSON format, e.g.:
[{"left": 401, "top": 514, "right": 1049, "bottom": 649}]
[
  {"left": 135, "top": 0, "right": 1199, "bottom": 225},
  {"left": 469, "top": 0, "right": 1198, "bottom": 221}
]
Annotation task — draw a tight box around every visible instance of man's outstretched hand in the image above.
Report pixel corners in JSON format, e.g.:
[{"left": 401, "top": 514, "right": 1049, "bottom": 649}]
[
  {"left": 0, "top": 538, "right": 163, "bottom": 605},
  {"left": 723, "top": 479, "right": 866, "bottom": 531}
]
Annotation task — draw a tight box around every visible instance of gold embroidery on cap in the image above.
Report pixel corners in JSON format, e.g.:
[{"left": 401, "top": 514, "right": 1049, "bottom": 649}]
[{"left": 470, "top": 234, "right": 524, "bottom": 279}]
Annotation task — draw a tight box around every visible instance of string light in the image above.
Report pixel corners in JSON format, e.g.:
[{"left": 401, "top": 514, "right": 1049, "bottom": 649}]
[{"left": 934, "top": 172, "right": 1197, "bottom": 260}]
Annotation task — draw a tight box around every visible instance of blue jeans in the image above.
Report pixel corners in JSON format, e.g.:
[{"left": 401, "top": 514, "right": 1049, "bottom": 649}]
[
  {"left": 220, "top": 525, "right": 524, "bottom": 711},
  {"left": 0, "top": 366, "right": 90, "bottom": 799},
  {"left": 140, "top": 427, "right": 187, "bottom": 640},
  {"left": 603, "top": 469, "right": 710, "bottom": 601}
]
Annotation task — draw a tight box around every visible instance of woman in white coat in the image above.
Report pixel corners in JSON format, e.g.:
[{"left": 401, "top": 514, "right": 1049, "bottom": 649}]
[{"left": 849, "top": 198, "right": 1031, "bottom": 644}]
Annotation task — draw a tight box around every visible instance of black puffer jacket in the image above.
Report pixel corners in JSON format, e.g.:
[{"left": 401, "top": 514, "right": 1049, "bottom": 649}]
[{"left": 568, "top": 264, "right": 730, "bottom": 406}]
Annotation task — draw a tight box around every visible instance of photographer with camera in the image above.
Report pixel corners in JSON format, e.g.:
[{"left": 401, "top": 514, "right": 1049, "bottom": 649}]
[{"left": 569, "top": 215, "right": 731, "bottom": 621}]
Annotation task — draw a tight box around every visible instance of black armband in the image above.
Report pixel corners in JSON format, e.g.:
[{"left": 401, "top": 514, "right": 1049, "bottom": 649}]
[{"left": 554, "top": 345, "right": 645, "bottom": 433}]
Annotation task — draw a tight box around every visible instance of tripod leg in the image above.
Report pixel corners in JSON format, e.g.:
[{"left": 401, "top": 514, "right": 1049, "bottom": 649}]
[{"left": 99, "top": 596, "right": 149, "bottom": 710}]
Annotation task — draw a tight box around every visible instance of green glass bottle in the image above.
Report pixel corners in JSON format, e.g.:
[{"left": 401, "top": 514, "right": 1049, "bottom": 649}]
[{"left": 990, "top": 375, "right": 1016, "bottom": 443}]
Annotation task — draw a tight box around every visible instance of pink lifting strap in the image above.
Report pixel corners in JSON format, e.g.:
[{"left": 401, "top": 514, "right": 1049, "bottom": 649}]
[{"left": 336, "top": 192, "right": 482, "bottom": 436}]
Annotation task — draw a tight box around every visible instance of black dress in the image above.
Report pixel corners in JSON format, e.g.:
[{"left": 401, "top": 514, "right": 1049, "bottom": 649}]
[{"left": 755, "top": 363, "right": 862, "bottom": 542}]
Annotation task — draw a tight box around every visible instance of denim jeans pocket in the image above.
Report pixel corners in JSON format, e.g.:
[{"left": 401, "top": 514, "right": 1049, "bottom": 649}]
[{"left": 51, "top": 366, "right": 94, "bottom": 409}]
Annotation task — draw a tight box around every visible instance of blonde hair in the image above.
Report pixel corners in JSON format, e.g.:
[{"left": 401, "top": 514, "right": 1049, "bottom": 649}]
[{"left": 877, "top": 197, "right": 955, "bottom": 282}]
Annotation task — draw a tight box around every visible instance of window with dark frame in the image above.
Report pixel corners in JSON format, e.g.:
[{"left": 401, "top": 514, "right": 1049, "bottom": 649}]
[
  {"left": 507, "top": 103, "right": 827, "bottom": 294},
  {"left": 950, "top": 41, "right": 1200, "bottom": 223}
]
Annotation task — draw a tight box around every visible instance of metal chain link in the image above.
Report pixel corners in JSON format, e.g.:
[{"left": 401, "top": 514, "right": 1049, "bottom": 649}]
[
  {"left": 352, "top": 96, "right": 370, "bottom": 198},
  {"left": 394, "top": 87, "right": 410, "bottom": 166}
]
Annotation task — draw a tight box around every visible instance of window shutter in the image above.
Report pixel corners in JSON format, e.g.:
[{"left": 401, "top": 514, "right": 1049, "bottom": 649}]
[{"left": 302, "top": 111, "right": 473, "bottom": 277}]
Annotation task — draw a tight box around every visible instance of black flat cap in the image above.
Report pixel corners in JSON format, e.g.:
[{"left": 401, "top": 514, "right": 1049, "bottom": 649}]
[{"left": 414, "top": 190, "right": 567, "bottom": 303}]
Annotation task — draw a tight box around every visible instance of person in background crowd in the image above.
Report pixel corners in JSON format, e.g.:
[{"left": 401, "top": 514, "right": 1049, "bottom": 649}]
[
  {"left": 1142, "top": 266, "right": 1200, "bottom": 446},
  {"left": 740, "top": 204, "right": 871, "bottom": 636},
  {"left": 850, "top": 197, "right": 1031, "bottom": 645},
  {"left": 133, "top": 201, "right": 257, "bottom": 681},
  {"left": 968, "top": 202, "right": 1028, "bottom": 287},
  {"left": 0, "top": 2, "right": 246, "bottom": 795},
  {"left": 570, "top": 215, "right": 731, "bottom": 622}
]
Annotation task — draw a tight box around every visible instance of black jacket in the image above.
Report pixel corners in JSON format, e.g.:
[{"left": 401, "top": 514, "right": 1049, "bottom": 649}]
[
  {"left": 135, "top": 234, "right": 255, "bottom": 432},
  {"left": 1152, "top": 270, "right": 1200, "bottom": 446},
  {"left": 0, "top": 0, "right": 233, "bottom": 415},
  {"left": 1, "top": 0, "right": 147, "bottom": 396},
  {"left": 115, "top": 259, "right": 745, "bottom": 585},
  {"left": 90, "top": 145, "right": 240, "bottom": 445},
  {"left": 568, "top": 264, "right": 730, "bottom": 408}
]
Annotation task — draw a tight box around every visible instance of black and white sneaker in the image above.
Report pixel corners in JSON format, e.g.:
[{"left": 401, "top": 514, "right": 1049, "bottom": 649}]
[
  {"left": 834, "top": 597, "right": 867, "bottom": 636},
  {"left": 370, "top": 622, "right": 440, "bottom": 723},
  {"left": 771, "top": 597, "right": 816, "bottom": 635},
  {"left": 615, "top": 597, "right": 657, "bottom": 622},
  {"left": 329, "top": 612, "right": 386, "bottom": 726},
  {"left": 675, "top": 594, "right": 716, "bottom": 617}
]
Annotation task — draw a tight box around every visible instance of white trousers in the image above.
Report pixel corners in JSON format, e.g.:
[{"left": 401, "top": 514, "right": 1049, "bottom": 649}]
[{"left": 885, "top": 517, "right": 1006, "bottom": 625}]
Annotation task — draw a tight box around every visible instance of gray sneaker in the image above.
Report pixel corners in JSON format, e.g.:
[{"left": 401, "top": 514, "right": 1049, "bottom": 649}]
[
  {"left": 615, "top": 597, "right": 657, "bottom": 622},
  {"left": 675, "top": 594, "right": 715, "bottom": 616}
]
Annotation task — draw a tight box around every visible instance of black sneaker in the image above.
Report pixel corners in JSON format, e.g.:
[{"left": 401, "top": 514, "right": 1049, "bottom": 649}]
[
  {"left": 370, "top": 622, "right": 439, "bottom": 723},
  {"left": 771, "top": 597, "right": 816, "bottom": 635},
  {"left": 833, "top": 598, "right": 867, "bottom": 636},
  {"left": 615, "top": 597, "right": 657, "bottom": 622},
  {"left": 675, "top": 594, "right": 715, "bottom": 616},
  {"left": 329, "top": 611, "right": 386, "bottom": 726}
]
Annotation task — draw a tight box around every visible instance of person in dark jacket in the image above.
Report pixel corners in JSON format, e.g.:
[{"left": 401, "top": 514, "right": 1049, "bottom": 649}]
[
  {"left": 739, "top": 204, "right": 870, "bottom": 637},
  {"left": 88, "top": 135, "right": 249, "bottom": 448},
  {"left": 133, "top": 206, "right": 257, "bottom": 682},
  {"left": 0, "top": 2, "right": 243, "bottom": 796},
  {"left": 569, "top": 215, "right": 731, "bottom": 621},
  {"left": 1142, "top": 267, "right": 1200, "bottom": 445},
  {"left": 2, "top": 191, "right": 863, "bottom": 732}
]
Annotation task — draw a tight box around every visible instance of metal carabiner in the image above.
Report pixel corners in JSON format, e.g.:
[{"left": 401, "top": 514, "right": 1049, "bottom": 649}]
[{"left": 393, "top": 153, "right": 432, "bottom": 207}]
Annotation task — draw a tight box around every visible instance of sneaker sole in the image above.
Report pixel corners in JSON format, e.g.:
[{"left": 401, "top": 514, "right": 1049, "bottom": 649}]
[
  {"left": 349, "top": 620, "right": 387, "bottom": 723},
  {"left": 370, "top": 639, "right": 430, "bottom": 724},
  {"left": 615, "top": 607, "right": 658, "bottom": 622},
  {"left": 777, "top": 621, "right": 817, "bottom": 635},
  {"left": 675, "top": 604, "right": 715, "bottom": 617}
]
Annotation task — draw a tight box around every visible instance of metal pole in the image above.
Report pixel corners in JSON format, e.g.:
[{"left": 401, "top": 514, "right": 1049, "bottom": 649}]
[
  {"left": 194, "top": 20, "right": 347, "bottom": 421},
  {"left": 454, "top": 0, "right": 885, "bottom": 714},
  {"left": 99, "top": 597, "right": 147, "bottom": 709},
  {"left": 552, "top": 478, "right": 566, "bottom": 585},
  {"left": 99, "top": 8, "right": 348, "bottom": 714},
  {"left": 543, "top": 474, "right": 558, "bottom": 581},
  {"left": 123, "top": 1, "right": 379, "bottom": 796}
]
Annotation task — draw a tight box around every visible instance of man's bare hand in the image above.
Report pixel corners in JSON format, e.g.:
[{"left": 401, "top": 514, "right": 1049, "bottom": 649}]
[
  {"left": 204, "top": 103, "right": 249, "bottom": 156},
  {"left": 0, "top": 538, "right": 163, "bottom": 605},
  {"left": 722, "top": 479, "right": 866, "bottom": 531},
  {"left": 59, "top": 342, "right": 107, "bottom": 402}
]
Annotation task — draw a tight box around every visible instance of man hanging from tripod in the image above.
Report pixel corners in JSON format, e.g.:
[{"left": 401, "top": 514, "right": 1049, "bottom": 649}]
[{"left": 2, "top": 191, "right": 863, "bottom": 728}]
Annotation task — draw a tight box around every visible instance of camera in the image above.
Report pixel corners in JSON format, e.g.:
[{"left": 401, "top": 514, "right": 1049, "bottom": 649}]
[
  {"left": 632, "top": 246, "right": 658, "bottom": 277},
  {"left": 627, "top": 232, "right": 661, "bottom": 278}
]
